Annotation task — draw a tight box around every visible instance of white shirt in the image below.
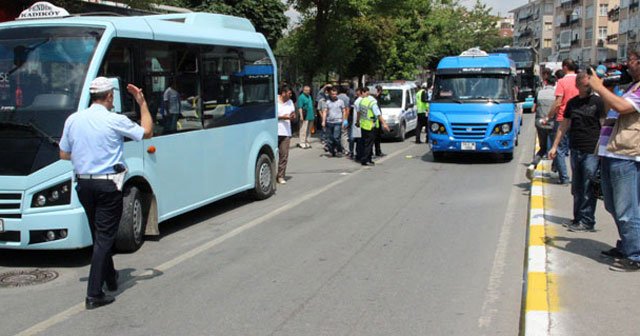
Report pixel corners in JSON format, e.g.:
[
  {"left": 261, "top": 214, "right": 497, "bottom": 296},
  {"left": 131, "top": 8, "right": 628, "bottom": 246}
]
[
  {"left": 163, "top": 87, "right": 181, "bottom": 115},
  {"left": 352, "top": 96, "right": 363, "bottom": 138},
  {"left": 59, "top": 104, "right": 145, "bottom": 174},
  {"left": 278, "top": 98, "right": 295, "bottom": 136}
]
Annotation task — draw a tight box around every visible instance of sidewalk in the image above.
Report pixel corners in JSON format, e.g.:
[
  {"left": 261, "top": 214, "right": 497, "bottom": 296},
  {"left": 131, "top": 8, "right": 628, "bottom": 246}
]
[{"left": 528, "top": 159, "right": 640, "bottom": 336}]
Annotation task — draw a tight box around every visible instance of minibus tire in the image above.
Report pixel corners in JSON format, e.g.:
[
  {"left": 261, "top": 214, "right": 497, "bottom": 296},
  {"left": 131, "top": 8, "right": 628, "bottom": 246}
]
[
  {"left": 503, "top": 152, "right": 514, "bottom": 161},
  {"left": 250, "top": 153, "right": 275, "bottom": 200},
  {"left": 432, "top": 152, "right": 443, "bottom": 161},
  {"left": 115, "top": 186, "right": 145, "bottom": 253}
]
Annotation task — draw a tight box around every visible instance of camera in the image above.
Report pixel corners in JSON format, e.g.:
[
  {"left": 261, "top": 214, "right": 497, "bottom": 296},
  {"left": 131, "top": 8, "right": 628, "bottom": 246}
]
[{"left": 588, "top": 63, "right": 632, "bottom": 87}]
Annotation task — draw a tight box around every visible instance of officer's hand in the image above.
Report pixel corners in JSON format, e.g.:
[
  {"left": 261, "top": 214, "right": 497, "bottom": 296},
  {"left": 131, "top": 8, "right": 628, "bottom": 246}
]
[
  {"left": 383, "top": 124, "right": 390, "bottom": 132},
  {"left": 127, "top": 84, "right": 145, "bottom": 105},
  {"left": 548, "top": 147, "right": 557, "bottom": 160}
]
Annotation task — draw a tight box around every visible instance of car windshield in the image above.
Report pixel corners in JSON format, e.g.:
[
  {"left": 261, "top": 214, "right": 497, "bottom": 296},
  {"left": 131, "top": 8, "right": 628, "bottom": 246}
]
[
  {"left": 0, "top": 26, "right": 103, "bottom": 137},
  {"left": 377, "top": 89, "right": 403, "bottom": 108},
  {"left": 433, "top": 74, "right": 514, "bottom": 102}
]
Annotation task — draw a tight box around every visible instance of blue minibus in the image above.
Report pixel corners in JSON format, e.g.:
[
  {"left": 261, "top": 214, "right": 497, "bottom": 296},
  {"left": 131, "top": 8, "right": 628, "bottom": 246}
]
[
  {"left": 428, "top": 48, "right": 522, "bottom": 161},
  {"left": 0, "top": 2, "right": 278, "bottom": 251}
]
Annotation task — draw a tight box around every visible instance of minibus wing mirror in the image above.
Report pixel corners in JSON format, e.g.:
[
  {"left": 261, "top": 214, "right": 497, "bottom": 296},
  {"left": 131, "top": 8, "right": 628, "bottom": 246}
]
[{"left": 108, "top": 77, "right": 122, "bottom": 113}]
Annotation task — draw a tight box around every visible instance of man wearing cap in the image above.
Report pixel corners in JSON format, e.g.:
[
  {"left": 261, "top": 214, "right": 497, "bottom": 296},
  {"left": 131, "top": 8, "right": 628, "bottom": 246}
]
[
  {"left": 59, "top": 77, "right": 153, "bottom": 309},
  {"left": 415, "top": 82, "right": 429, "bottom": 143}
]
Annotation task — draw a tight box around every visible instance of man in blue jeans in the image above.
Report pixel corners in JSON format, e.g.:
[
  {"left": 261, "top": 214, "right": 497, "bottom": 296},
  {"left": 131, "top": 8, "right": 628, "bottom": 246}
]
[
  {"left": 549, "top": 72, "right": 605, "bottom": 232},
  {"left": 589, "top": 49, "right": 640, "bottom": 272},
  {"left": 321, "top": 87, "right": 348, "bottom": 157}
]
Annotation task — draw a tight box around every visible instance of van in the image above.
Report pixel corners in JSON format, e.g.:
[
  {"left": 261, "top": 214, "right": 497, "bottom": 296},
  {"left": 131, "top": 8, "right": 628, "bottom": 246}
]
[{"left": 369, "top": 82, "right": 418, "bottom": 141}]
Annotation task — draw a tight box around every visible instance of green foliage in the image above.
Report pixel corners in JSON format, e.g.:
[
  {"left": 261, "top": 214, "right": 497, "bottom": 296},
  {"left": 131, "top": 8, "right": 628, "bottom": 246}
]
[{"left": 280, "top": 0, "right": 511, "bottom": 82}]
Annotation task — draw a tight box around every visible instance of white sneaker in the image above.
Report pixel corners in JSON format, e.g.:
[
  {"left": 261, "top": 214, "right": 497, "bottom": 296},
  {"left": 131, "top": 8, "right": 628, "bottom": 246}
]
[
  {"left": 277, "top": 178, "right": 286, "bottom": 184},
  {"left": 526, "top": 164, "right": 535, "bottom": 181}
]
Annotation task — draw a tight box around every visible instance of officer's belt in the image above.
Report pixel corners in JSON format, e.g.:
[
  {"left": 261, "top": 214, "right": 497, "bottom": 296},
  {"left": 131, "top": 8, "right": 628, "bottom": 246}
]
[{"left": 76, "top": 174, "right": 116, "bottom": 180}]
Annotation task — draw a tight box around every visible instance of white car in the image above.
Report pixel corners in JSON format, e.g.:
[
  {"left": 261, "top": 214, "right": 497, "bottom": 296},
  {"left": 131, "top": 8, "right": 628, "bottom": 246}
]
[{"left": 369, "top": 82, "right": 418, "bottom": 141}]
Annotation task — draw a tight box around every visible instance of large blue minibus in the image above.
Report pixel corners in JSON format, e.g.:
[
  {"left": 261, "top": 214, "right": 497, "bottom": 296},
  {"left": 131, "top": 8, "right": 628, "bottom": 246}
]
[
  {"left": 0, "top": 3, "right": 278, "bottom": 252},
  {"left": 428, "top": 48, "right": 522, "bottom": 161}
]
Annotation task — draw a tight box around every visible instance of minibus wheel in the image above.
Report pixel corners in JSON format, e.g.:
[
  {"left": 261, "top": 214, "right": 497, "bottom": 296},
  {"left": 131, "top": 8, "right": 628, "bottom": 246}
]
[
  {"left": 432, "top": 152, "right": 443, "bottom": 161},
  {"left": 250, "top": 153, "right": 275, "bottom": 200},
  {"left": 115, "top": 186, "right": 146, "bottom": 253},
  {"left": 503, "top": 152, "right": 514, "bottom": 161}
]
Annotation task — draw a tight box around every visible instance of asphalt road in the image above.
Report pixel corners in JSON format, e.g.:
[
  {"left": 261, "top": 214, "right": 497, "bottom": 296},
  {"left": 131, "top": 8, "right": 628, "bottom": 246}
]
[{"left": 1, "top": 114, "right": 535, "bottom": 336}]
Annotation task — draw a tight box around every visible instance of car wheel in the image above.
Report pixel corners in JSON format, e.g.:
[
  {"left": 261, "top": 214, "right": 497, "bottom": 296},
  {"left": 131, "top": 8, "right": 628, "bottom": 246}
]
[
  {"left": 397, "top": 122, "right": 406, "bottom": 142},
  {"left": 115, "top": 186, "right": 146, "bottom": 253},
  {"left": 250, "top": 153, "right": 275, "bottom": 200}
]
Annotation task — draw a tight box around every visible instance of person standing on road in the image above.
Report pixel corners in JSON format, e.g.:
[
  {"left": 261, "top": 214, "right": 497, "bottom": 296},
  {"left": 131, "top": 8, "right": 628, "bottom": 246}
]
[
  {"left": 277, "top": 86, "right": 296, "bottom": 184},
  {"left": 373, "top": 85, "right": 386, "bottom": 157},
  {"left": 588, "top": 50, "right": 640, "bottom": 271},
  {"left": 547, "top": 58, "right": 579, "bottom": 185},
  {"left": 338, "top": 86, "right": 351, "bottom": 156},
  {"left": 415, "top": 82, "right": 429, "bottom": 144},
  {"left": 549, "top": 72, "right": 605, "bottom": 232},
  {"left": 59, "top": 77, "right": 153, "bottom": 309},
  {"left": 297, "top": 85, "right": 314, "bottom": 149},
  {"left": 357, "top": 87, "right": 390, "bottom": 166},
  {"left": 350, "top": 87, "right": 364, "bottom": 161},
  {"left": 321, "top": 87, "right": 348, "bottom": 157},
  {"left": 526, "top": 76, "right": 557, "bottom": 180}
]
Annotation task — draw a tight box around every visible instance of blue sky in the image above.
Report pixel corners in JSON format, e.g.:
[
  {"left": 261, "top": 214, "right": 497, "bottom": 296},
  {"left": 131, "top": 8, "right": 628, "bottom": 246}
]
[{"left": 462, "top": 0, "right": 529, "bottom": 16}]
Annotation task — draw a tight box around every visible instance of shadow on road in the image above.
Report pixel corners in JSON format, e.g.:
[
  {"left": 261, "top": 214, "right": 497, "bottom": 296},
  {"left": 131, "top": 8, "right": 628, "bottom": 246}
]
[
  {"left": 546, "top": 235, "right": 614, "bottom": 266},
  {"left": 79, "top": 267, "right": 164, "bottom": 295},
  {"left": 0, "top": 247, "right": 93, "bottom": 268},
  {"left": 420, "top": 151, "right": 511, "bottom": 164}
]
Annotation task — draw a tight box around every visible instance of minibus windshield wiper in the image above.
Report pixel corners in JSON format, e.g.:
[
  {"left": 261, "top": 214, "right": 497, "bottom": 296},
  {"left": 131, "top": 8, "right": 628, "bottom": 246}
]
[
  {"left": 472, "top": 97, "right": 501, "bottom": 104},
  {"left": 0, "top": 121, "right": 59, "bottom": 145}
]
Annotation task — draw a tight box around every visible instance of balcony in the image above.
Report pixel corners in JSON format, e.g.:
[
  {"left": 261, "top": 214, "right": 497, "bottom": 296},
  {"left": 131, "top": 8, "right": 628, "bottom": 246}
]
[
  {"left": 607, "top": 33, "right": 619, "bottom": 44},
  {"left": 571, "top": 38, "right": 581, "bottom": 46},
  {"left": 608, "top": 7, "right": 620, "bottom": 22},
  {"left": 631, "top": 0, "right": 639, "bottom": 10}
]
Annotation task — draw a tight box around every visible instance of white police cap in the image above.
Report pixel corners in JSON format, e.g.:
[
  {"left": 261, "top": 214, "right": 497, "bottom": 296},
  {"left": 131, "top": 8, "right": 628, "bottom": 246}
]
[{"left": 89, "top": 77, "right": 114, "bottom": 93}]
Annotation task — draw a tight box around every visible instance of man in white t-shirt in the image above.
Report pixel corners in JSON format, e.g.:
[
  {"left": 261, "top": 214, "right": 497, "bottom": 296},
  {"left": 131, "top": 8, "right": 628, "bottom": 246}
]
[
  {"left": 277, "top": 86, "right": 296, "bottom": 184},
  {"left": 163, "top": 78, "right": 181, "bottom": 133}
]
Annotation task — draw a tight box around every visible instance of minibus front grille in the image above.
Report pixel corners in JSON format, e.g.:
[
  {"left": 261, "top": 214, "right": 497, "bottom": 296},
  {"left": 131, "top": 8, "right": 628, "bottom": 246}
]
[
  {"left": 451, "top": 123, "right": 488, "bottom": 139},
  {"left": 0, "top": 192, "right": 22, "bottom": 219}
]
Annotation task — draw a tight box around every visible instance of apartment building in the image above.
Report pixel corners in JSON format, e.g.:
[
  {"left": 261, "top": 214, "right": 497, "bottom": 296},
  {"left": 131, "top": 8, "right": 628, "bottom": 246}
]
[
  {"left": 511, "top": 0, "right": 556, "bottom": 61},
  {"left": 611, "top": 0, "right": 640, "bottom": 60},
  {"left": 554, "top": 0, "right": 619, "bottom": 64},
  {"left": 498, "top": 15, "right": 515, "bottom": 38}
]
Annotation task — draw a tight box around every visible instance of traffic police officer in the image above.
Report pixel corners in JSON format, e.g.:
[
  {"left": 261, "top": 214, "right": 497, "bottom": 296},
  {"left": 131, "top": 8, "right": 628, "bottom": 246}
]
[
  {"left": 415, "top": 82, "right": 430, "bottom": 143},
  {"left": 357, "top": 87, "right": 389, "bottom": 166},
  {"left": 59, "top": 77, "right": 153, "bottom": 309}
]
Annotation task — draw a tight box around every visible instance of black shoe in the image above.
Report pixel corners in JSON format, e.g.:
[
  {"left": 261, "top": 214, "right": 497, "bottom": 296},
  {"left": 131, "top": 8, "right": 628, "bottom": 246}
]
[
  {"left": 567, "top": 223, "right": 595, "bottom": 232},
  {"left": 415, "top": 141, "right": 422, "bottom": 144},
  {"left": 361, "top": 161, "right": 375, "bottom": 166},
  {"left": 601, "top": 248, "right": 625, "bottom": 260},
  {"left": 562, "top": 220, "right": 576, "bottom": 228},
  {"left": 105, "top": 271, "right": 119, "bottom": 292},
  {"left": 376, "top": 153, "right": 387, "bottom": 157},
  {"left": 609, "top": 258, "right": 640, "bottom": 272},
  {"left": 85, "top": 294, "right": 115, "bottom": 310}
]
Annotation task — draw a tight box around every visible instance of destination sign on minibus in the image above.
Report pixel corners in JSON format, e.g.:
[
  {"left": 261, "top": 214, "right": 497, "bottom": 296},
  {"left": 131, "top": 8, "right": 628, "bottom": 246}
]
[{"left": 17, "top": 2, "right": 70, "bottom": 20}]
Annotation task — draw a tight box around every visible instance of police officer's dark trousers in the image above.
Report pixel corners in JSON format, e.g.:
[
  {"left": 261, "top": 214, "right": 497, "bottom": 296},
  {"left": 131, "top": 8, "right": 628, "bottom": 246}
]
[
  {"left": 415, "top": 113, "right": 428, "bottom": 142},
  {"left": 374, "top": 126, "right": 383, "bottom": 156},
  {"left": 361, "top": 129, "right": 375, "bottom": 164},
  {"left": 76, "top": 179, "right": 122, "bottom": 297}
]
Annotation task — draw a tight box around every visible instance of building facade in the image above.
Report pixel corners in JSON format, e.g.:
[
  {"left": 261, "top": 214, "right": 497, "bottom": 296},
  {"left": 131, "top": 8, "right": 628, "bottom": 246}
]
[
  {"left": 511, "top": 0, "right": 556, "bottom": 61},
  {"left": 554, "top": 0, "right": 619, "bottom": 64},
  {"left": 612, "top": 0, "right": 640, "bottom": 61},
  {"left": 498, "top": 15, "right": 515, "bottom": 38}
]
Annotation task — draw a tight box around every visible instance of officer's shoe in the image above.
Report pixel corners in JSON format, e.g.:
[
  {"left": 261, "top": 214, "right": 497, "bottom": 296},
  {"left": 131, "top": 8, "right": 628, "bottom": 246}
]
[
  {"left": 85, "top": 294, "right": 115, "bottom": 310},
  {"left": 105, "top": 271, "right": 119, "bottom": 292}
]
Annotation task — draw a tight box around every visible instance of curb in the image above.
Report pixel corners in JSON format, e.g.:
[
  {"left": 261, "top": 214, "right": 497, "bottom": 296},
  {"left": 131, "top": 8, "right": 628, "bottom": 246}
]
[{"left": 523, "top": 142, "right": 558, "bottom": 336}]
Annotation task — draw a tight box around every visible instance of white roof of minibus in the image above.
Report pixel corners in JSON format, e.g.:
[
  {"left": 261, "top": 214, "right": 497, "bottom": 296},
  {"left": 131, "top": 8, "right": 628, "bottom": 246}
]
[{"left": 0, "top": 13, "right": 269, "bottom": 49}]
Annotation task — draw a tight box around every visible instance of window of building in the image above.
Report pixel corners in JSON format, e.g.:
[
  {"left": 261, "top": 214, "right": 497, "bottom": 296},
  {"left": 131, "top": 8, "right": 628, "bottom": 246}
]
[
  {"left": 544, "top": 39, "right": 552, "bottom": 48},
  {"left": 599, "top": 4, "right": 609, "bottom": 16},
  {"left": 585, "top": 27, "right": 594, "bottom": 40},
  {"left": 545, "top": 22, "right": 553, "bottom": 31},
  {"left": 585, "top": 5, "right": 594, "bottom": 19},
  {"left": 599, "top": 26, "right": 608, "bottom": 40},
  {"left": 544, "top": 3, "right": 554, "bottom": 14}
]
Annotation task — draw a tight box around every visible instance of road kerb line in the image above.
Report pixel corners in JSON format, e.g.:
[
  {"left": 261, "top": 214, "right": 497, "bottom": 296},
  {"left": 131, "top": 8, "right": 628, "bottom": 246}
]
[
  {"left": 15, "top": 142, "right": 414, "bottom": 336},
  {"left": 523, "top": 142, "right": 558, "bottom": 336}
]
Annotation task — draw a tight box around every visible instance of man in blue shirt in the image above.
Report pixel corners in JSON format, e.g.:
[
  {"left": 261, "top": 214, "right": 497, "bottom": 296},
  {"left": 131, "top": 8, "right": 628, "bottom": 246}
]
[{"left": 59, "top": 77, "right": 153, "bottom": 309}]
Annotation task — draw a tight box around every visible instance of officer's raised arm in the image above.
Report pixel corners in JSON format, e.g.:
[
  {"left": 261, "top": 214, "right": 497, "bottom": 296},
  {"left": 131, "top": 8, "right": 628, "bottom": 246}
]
[{"left": 126, "top": 84, "right": 153, "bottom": 139}]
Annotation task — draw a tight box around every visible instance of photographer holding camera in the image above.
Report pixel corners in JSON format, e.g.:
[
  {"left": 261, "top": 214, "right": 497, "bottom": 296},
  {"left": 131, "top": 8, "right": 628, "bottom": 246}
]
[{"left": 589, "top": 51, "right": 640, "bottom": 272}]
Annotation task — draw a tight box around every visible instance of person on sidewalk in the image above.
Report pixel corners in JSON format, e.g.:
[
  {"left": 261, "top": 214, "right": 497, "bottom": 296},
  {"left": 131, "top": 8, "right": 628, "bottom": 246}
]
[
  {"left": 321, "top": 87, "right": 348, "bottom": 157},
  {"left": 59, "top": 78, "right": 153, "bottom": 309},
  {"left": 277, "top": 86, "right": 295, "bottom": 184},
  {"left": 526, "top": 76, "right": 557, "bottom": 180},
  {"left": 373, "top": 85, "right": 386, "bottom": 157},
  {"left": 297, "top": 85, "right": 314, "bottom": 149},
  {"left": 415, "top": 82, "right": 429, "bottom": 144},
  {"left": 547, "top": 59, "right": 579, "bottom": 185},
  {"left": 549, "top": 72, "right": 605, "bottom": 232},
  {"left": 588, "top": 50, "right": 640, "bottom": 272},
  {"left": 338, "top": 86, "right": 351, "bottom": 156},
  {"left": 357, "top": 87, "right": 390, "bottom": 166}
]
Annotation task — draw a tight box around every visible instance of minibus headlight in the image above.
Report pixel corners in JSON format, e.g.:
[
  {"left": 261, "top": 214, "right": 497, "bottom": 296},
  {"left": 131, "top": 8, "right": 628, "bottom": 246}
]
[
  {"left": 430, "top": 122, "right": 446, "bottom": 134},
  {"left": 492, "top": 122, "right": 512, "bottom": 135},
  {"left": 430, "top": 123, "right": 439, "bottom": 132},
  {"left": 31, "top": 180, "right": 72, "bottom": 208}
]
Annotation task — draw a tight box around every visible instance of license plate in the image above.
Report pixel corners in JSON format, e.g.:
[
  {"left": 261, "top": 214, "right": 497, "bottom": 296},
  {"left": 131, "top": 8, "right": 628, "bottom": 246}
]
[
  {"left": 461, "top": 142, "right": 476, "bottom": 151},
  {"left": 0, "top": 218, "right": 4, "bottom": 233}
]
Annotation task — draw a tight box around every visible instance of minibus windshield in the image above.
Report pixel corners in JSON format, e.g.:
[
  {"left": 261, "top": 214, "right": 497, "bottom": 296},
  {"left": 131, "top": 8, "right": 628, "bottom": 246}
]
[{"left": 433, "top": 74, "right": 514, "bottom": 102}]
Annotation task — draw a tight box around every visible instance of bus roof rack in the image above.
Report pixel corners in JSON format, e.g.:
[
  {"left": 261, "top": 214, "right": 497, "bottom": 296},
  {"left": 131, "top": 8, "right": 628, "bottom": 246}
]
[{"left": 72, "top": 12, "right": 126, "bottom": 17}]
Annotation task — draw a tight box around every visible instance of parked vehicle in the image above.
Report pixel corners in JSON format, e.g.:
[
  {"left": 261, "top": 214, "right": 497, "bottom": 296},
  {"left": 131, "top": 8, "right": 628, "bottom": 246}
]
[{"left": 369, "top": 82, "right": 418, "bottom": 141}]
